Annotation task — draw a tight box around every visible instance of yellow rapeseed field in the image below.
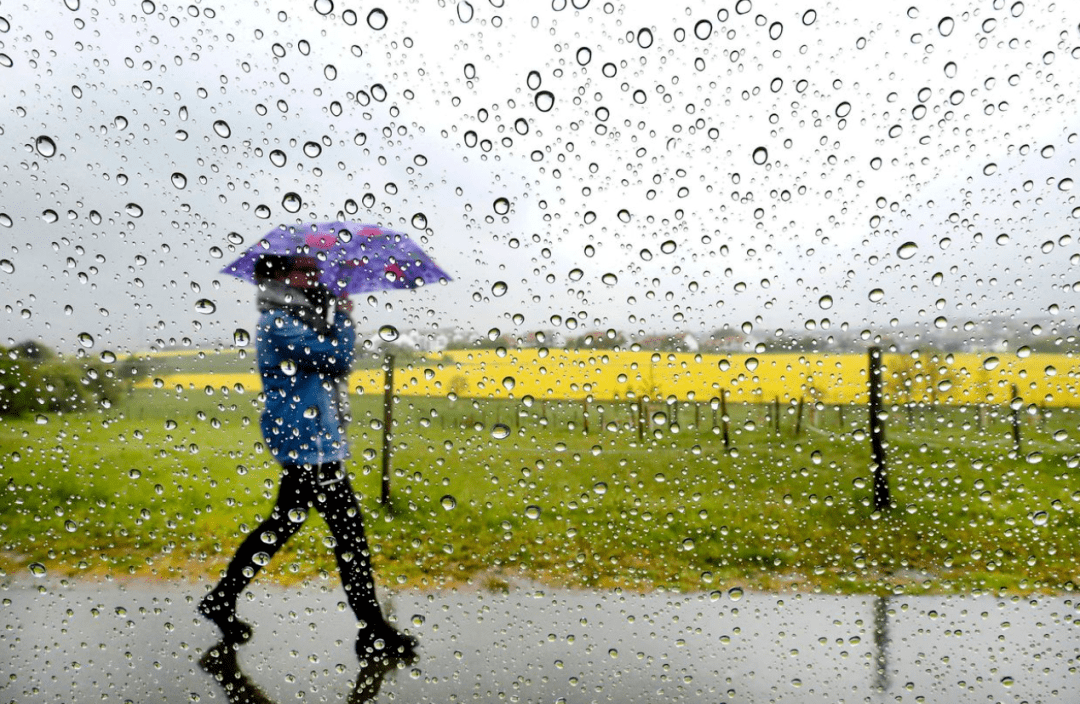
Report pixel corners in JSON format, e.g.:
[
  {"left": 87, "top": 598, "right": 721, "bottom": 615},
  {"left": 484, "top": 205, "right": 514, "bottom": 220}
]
[{"left": 138, "top": 349, "right": 1080, "bottom": 407}]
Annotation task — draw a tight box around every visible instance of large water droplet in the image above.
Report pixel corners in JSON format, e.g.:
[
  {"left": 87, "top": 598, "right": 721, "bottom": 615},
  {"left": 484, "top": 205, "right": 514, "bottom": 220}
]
[
  {"left": 752, "top": 147, "right": 768, "bottom": 165},
  {"left": 379, "top": 325, "right": 399, "bottom": 342},
  {"left": 524, "top": 505, "right": 542, "bottom": 520},
  {"left": 0, "top": 259, "right": 13, "bottom": 274},
  {"left": 938, "top": 16, "right": 954, "bottom": 36},
  {"left": 171, "top": 172, "right": 187, "bottom": 188},
  {"left": 212, "top": 120, "right": 231, "bottom": 138},
  {"left": 411, "top": 212, "right": 427, "bottom": 229},
  {"left": 195, "top": 299, "right": 217, "bottom": 314},
  {"left": 897, "top": 242, "right": 918, "bottom": 259},
  {"left": 745, "top": 357, "right": 759, "bottom": 371},
  {"left": 125, "top": 203, "right": 143, "bottom": 218},
  {"left": 314, "top": 0, "right": 333, "bottom": 15},
  {"left": 282, "top": 192, "right": 302, "bottom": 213},
  {"left": 527, "top": 70, "right": 542, "bottom": 90},
  {"left": 441, "top": 494, "right": 457, "bottom": 510},
  {"left": 728, "top": 586, "right": 744, "bottom": 601},
  {"left": 694, "top": 20, "right": 712, "bottom": 40},
  {"left": 535, "top": 91, "right": 555, "bottom": 112},
  {"left": 1031, "top": 511, "right": 1048, "bottom": 526},
  {"left": 366, "top": 8, "right": 387, "bottom": 30},
  {"left": 492, "top": 423, "right": 510, "bottom": 439},
  {"left": 457, "top": 1, "right": 473, "bottom": 22},
  {"left": 35, "top": 135, "right": 57, "bottom": 157},
  {"left": 636, "top": 28, "right": 653, "bottom": 49},
  {"left": 303, "top": 141, "right": 322, "bottom": 158},
  {"left": 868, "top": 288, "right": 884, "bottom": 302},
  {"left": 983, "top": 356, "right": 1000, "bottom": 370},
  {"left": 233, "top": 328, "right": 250, "bottom": 346},
  {"left": 269, "top": 149, "right": 287, "bottom": 167},
  {"left": 29, "top": 563, "right": 47, "bottom": 578},
  {"left": 78, "top": 332, "right": 95, "bottom": 348},
  {"left": 576, "top": 47, "right": 591, "bottom": 65},
  {"left": 493, "top": 198, "right": 511, "bottom": 215},
  {"left": 491, "top": 281, "right": 508, "bottom": 297},
  {"left": 818, "top": 295, "right": 833, "bottom": 310}
]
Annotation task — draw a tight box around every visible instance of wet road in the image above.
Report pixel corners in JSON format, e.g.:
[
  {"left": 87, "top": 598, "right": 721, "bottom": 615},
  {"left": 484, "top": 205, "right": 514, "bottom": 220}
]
[{"left": 2, "top": 577, "right": 1076, "bottom": 703}]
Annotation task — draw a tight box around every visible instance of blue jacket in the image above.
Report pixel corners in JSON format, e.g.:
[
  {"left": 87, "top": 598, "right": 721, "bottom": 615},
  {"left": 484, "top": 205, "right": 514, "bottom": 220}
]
[{"left": 257, "top": 307, "right": 356, "bottom": 466}]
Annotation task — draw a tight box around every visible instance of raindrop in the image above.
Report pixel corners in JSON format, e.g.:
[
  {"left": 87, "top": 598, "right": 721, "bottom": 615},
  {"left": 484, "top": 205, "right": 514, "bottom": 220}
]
[
  {"left": 868, "top": 288, "right": 884, "bottom": 302},
  {"left": 171, "top": 172, "right": 187, "bottom": 189},
  {"left": 366, "top": 8, "right": 387, "bottom": 30},
  {"left": 660, "top": 240, "right": 677, "bottom": 254},
  {"left": 29, "top": 563, "right": 47, "bottom": 578},
  {"left": 492, "top": 423, "right": 511, "bottom": 439},
  {"left": 652, "top": 411, "right": 668, "bottom": 426},
  {"left": 835, "top": 101, "right": 851, "bottom": 118},
  {"left": 64, "top": 520, "right": 77, "bottom": 533},
  {"left": 378, "top": 325, "right": 399, "bottom": 341},
  {"left": 491, "top": 281, "right": 508, "bottom": 297},
  {"left": 1041, "top": 145, "right": 1054, "bottom": 158},
  {"left": 768, "top": 22, "right": 782, "bottom": 40},
  {"left": 1058, "top": 178, "right": 1073, "bottom": 192},
  {"left": 64, "top": 0, "right": 79, "bottom": 10},
  {"left": 576, "top": 47, "right": 592, "bottom": 65},
  {"left": 1031, "top": 511, "right": 1048, "bottom": 526},
  {"left": 938, "top": 16, "right": 954, "bottom": 36},
  {"left": 527, "top": 70, "right": 542, "bottom": 90},
  {"left": 818, "top": 295, "right": 833, "bottom": 310},
  {"left": 195, "top": 299, "right": 217, "bottom": 314},
  {"left": 569, "top": 268, "right": 584, "bottom": 281},
  {"left": 34, "top": 135, "right": 57, "bottom": 157},
  {"left": 314, "top": 0, "right": 333, "bottom": 15},
  {"left": 593, "top": 481, "right": 608, "bottom": 495},
  {"left": 457, "top": 1, "right": 473, "bottom": 23},
  {"left": 802, "top": 9, "right": 816, "bottom": 25},
  {"left": 233, "top": 328, "right": 251, "bottom": 346},
  {"left": 77, "top": 332, "right": 95, "bottom": 348},
  {"left": 411, "top": 212, "right": 428, "bottom": 229},
  {"left": 602, "top": 273, "right": 618, "bottom": 285},
  {"left": 175, "top": 129, "right": 188, "bottom": 141},
  {"left": 493, "top": 197, "right": 511, "bottom": 215},
  {"left": 897, "top": 242, "right": 918, "bottom": 260},
  {"left": 255, "top": 205, "right": 271, "bottom": 219},
  {"left": 141, "top": 0, "right": 155, "bottom": 13},
  {"left": 212, "top": 120, "right": 231, "bottom": 138},
  {"left": 752, "top": 147, "right": 768, "bottom": 165},
  {"left": 694, "top": 20, "right": 712, "bottom": 40},
  {"left": 270, "top": 149, "right": 287, "bottom": 167},
  {"left": 728, "top": 586, "right": 744, "bottom": 601},
  {"left": 282, "top": 192, "right": 302, "bottom": 213},
  {"left": 440, "top": 495, "right": 457, "bottom": 510},
  {"left": 0, "top": 259, "right": 12, "bottom": 274},
  {"left": 524, "top": 505, "right": 542, "bottom": 520},
  {"left": 502, "top": 376, "right": 515, "bottom": 391},
  {"left": 637, "top": 28, "right": 653, "bottom": 49},
  {"left": 42, "top": 210, "right": 59, "bottom": 224},
  {"left": 948, "top": 90, "right": 964, "bottom": 105},
  {"left": 535, "top": 90, "right": 555, "bottom": 112},
  {"left": 639, "top": 248, "right": 653, "bottom": 261},
  {"left": 115, "top": 115, "right": 128, "bottom": 130},
  {"left": 303, "top": 141, "right": 322, "bottom": 158}
]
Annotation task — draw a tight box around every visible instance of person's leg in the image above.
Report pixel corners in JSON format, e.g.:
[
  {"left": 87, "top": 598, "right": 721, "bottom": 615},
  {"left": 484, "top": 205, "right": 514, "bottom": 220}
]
[
  {"left": 312, "top": 462, "right": 418, "bottom": 659},
  {"left": 200, "top": 463, "right": 313, "bottom": 641}
]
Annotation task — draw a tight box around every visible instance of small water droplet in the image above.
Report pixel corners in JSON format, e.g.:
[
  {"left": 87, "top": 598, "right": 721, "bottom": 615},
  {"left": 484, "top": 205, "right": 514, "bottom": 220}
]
[
  {"left": 212, "top": 120, "right": 231, "bottom": 138},
  {"left": 593, "top": 481, "right": 608, "bottom": 496},
  {"left": 524, "top": 505, "right": 542, "bottom": 520},
  {"left": 42, "top": 209, "right": 59, "bottom": 223},
  {"left": 141, "top": 0, "right": 155, "bottom": 12},
  {"left": 527, "top": 70, "right": 542, "bottom": 90},
  {"left": 502, "top": 376, "right": 515, "bottom": 391},
  {"left": 269, "top": 149, "right": 287, "bottom": 167},
  {"left": 64, "top": 519, "right": 77, "bottom": 532},
  {"left": 661, "top": 240, "right": 677, "bottom": 254},
  {"left": 492, "top": 423, "right": 511, "bottom": 439},
  {"left": 938, "top": 16, "right": 954, "bottom": 36},
  {"left": 379, "top": 325, "right": 399, "bottom": 342},
  {"left": 602, "top": 273, "right": 618, "bottom": 285}
]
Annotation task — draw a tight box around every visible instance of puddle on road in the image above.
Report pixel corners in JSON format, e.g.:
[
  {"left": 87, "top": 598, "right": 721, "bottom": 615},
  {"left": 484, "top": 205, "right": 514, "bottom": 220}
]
[{"left": 1, "top": 579, "right": 1076, "bottom": 703}]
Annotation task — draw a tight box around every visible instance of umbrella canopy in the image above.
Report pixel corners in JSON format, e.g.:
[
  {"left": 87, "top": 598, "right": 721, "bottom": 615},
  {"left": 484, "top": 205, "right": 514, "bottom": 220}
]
[{"left": 221, "top": 221, "right": 451, "bottom": 295}]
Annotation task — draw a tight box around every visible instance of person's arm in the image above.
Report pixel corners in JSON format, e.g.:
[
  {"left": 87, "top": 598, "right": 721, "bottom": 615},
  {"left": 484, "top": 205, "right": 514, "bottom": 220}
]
[{"left": 270, "top": 311, "right": 355, "bottom": 376}]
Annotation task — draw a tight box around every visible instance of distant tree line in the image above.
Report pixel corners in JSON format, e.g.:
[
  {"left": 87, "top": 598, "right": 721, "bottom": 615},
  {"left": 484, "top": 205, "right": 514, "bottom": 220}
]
[{"left": 0, "top": 341, "right": 146, "bottom": 417}]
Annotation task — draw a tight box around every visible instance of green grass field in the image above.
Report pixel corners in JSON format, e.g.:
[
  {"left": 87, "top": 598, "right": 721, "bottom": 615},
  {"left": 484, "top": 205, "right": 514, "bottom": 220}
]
[{"left": 1, "top": 387, "right": 1078, "bottom": 595}]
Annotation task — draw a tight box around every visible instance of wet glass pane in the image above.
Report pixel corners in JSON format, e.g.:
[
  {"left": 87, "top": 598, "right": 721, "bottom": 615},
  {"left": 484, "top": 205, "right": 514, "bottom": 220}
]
[{"left": 2, "top": 2, "right": 1078, "bottom": 701}]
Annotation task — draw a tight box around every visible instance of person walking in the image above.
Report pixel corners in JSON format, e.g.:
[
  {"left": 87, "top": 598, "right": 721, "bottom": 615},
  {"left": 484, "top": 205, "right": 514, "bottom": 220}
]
[{"left": 199, "top": 253, "right": 417, "bottom": 661}]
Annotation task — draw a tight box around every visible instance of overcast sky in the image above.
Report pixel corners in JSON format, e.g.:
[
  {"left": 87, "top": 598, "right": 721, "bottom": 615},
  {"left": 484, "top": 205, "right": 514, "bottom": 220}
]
[{"left": 1, "top": 0, "right": 1078, "bottom": 354}]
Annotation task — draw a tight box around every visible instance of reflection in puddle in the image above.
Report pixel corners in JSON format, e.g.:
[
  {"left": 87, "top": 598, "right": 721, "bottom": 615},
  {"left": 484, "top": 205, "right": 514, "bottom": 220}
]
[{"left": 1, "top": 580, "right": 1076, "bottom": 703}]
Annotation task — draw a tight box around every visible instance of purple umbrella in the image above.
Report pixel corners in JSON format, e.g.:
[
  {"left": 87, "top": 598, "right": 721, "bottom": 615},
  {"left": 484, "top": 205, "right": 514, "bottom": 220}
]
[{"left": 220, "top": 221, "right": 451, "bottom": 295}]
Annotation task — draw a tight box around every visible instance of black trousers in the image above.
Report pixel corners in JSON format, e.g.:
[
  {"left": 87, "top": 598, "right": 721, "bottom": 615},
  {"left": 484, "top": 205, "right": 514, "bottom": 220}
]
[{"left": 209, "top": 461, "right": 382, "bottom": 624}]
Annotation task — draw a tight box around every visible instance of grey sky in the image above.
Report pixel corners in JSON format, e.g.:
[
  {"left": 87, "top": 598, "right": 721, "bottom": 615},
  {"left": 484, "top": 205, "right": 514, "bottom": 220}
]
[{"left": 1, "top": 0, "right": 1077, "bottom": 354}]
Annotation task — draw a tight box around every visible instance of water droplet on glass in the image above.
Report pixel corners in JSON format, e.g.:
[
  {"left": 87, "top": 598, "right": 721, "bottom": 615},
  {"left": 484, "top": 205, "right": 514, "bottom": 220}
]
[
  {"left": 535, "top": 91, "right": 555, "bottom": 112},
  {"left": 412, "top": 212, "right": 427, "bottom": 229},
  {"left": 514, "top": 118, "right": 529, "bottom": 135},
  {"left": 1058, "top": 178, "right": 1073, "bottom": 192},
  {"left": 636, "top": 28, "right": 653, "bottom": 49},
  {"left": 491, "top": 281, "right": 508, "bottom": 297},
  {"left": 492, "top": 423, "right": 511, "bottom": 439},
  {"left": 367, "top": 8, "right": 387, "bottom": 30},
  {"left": 64, "top": 0, "right": 79, "bottom": 11},
  {"left": 100, "top": 350, "right": 116, "bottom": 363},
  {"left": 314, "top": 0, "right": 333, "bottom": 15},
  {"left": 29, "top": 563, "right": 47, "bottom": 578},
  {"left": 255, "top": 205, "right": 271, "bottom": 219},
  {"left": 171, "top": 172, "right": 187, "bottom": 188},
  {"left": 212, "top": 120, "right": 231, "bottom": 138},
  {"left": 983, "top": 356, "right": 1000, "bottom": 370},
  {"left": 802, "top": 9, "right": 816, "bottom": 25},
  {"left": 493, "top": 197, "right": 511, "bottom": 215},
  {"left": 123, "top": 203, "right": 143, "bottom": 219},
  {"left": 835, "top": 101, "right": 851, "bottom": 118},
  {"left": 233, "top": 328, "right": 250, "bottom": 346},
  {"left": 527, "top": 70, "right": 542, "bottom": 90},
  {"left": 694, "top": 20, "right": 712, "bottom": 40},
  {"left": 897, "top": 242, "right": 918, "bottom": 259},
  {"left": 195, "top": 299, "right": 217, "bottom": 314},
  {"left": 938, "top": 16, "right": 954, "bottom": 36},
  {"left": 602, "top": 273, "right": 618, "bottom": 285},
  {"left": 42, "top": 210, "right": 58, "bottom": 223},
  {"left": 651, "top": 411, "right": 668, "bottom": 426},
  {"left": 280, "top": 360, "right": 298, "bottom": 376},
  {"left": 0, "top": 259, "right": 13, "bottom": 274},
  {"left": 576, "top": 47, "right": 591, "bottom": 65},
  {"left": 175, "top": 129, "right": 188, "bottom": 141},
  {"left": 502, "top": 376, "right": 515, "bottom": 391},
  {"left": 818, "top": 295, "right": 833, "bottom": 310},
  {"left": 303, "top": 141, "right": 322, "bottom": 158},
  {"left": 868, "top": 288, "right": 884, "bottom": 302},
  {"left": 78, "top": 332, "right": 94, "bottom": 348},
  {"left": 379, "top": 325, "right": 399, "bottom": 342},
  {"left": 1031, "top": 511, "right": 1048, "bottom": 526},
  {"left": 745, "top": 357, "right": 759, "bottom": 371},
  {"left": 64, "top": 519, "right": 77, "bottom": 532},
  {"left": 35, "top": 135, "right": 57, "bottom": 157},
  {"left": 752, "top": 147, "right": 768, "bottom": 165},
  {"left": 440, "top": 494, "right": 457, "bottom": 510},
  {"left": 728, "top": 586, "right": 744, "bottom": 601},
  {"left": 524, "top": 505, "right": 542, "bottom": 520},
  {"left": 457, "top": 1, "right": 473, "bottom": 23},
  {"left": 282, "top": 192, "right": 302, "bottom": 213}
]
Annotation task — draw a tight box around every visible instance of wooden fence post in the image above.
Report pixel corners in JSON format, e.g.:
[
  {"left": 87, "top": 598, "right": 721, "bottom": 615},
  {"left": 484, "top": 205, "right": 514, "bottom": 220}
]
[
  {"left": 794, "top": 396, "right": 805, "bottom": 437},
  {"left": 380, "top": 354, "right": 395, "bottom": 508},
  {"left": 774, "top": 395, "right": 781, "bottom": 434},
  {"left": 720, "top": 389, "right": 730, "bottom": 450},
  {"left": 1011, "top": 384, "right": 1022, "bottom": 455},
  {"left": 868, "top": 347, "right": 891, "bottom": 511}
]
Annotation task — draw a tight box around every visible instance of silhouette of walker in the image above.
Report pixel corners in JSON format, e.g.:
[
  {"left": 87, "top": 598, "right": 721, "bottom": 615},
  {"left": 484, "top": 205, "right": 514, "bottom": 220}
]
[{"left": 198, "top": 253, "right": 417, "bottom": 660}]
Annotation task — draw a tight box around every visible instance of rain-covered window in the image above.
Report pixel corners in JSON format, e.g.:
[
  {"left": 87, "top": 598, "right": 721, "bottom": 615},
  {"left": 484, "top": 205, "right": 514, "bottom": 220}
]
[{"left": 2, "top": 1, "right": 1078, "bottom": 701}]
